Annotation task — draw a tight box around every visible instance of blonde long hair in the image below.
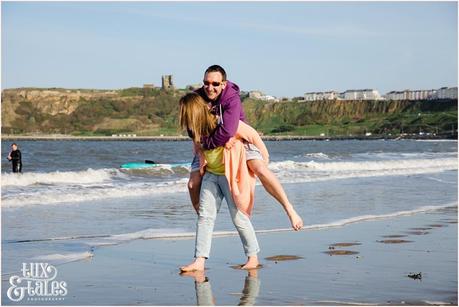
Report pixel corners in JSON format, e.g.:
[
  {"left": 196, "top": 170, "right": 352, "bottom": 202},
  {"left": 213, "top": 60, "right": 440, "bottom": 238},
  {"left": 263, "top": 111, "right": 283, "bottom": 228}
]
[{"left": 179, "top": 92, "right": 217, "bottom": 143}]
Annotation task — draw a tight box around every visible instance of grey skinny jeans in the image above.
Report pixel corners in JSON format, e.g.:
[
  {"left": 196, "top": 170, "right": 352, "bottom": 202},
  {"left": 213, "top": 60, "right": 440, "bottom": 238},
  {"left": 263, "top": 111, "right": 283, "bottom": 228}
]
[{"left": 195, "top": 172, "right": 260, "bottom": 258}]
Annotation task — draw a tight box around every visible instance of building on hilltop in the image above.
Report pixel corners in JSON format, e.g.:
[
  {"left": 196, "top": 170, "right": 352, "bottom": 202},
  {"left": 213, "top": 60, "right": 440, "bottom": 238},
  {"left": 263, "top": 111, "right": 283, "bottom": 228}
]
[
  {"left": 343, "top": 89, "right": 382, "bottom": 100},
  {"left": 249, "top": 91, "right": 264, "bottom": 99},
  {"left": 161, "top": 75, "right": 175, "bottom": 90},
  {"left": 304, "top": 91, "right": 339, "bottom": 101},
  {"left": 384, "top": 87, "right": 457, "bottom": 100},
  {"left": 435, "top": 87, "right": 458, "bottom": 99},
  {"left": 249, "top": 90, "right": 279, "bottom": 102}
]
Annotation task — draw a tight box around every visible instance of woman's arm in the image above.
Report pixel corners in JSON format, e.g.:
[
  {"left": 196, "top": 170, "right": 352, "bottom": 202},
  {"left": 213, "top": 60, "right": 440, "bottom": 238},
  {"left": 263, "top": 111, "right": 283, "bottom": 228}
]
[{"left": 234, "top": 121, "right": 269, "bottom": 164}]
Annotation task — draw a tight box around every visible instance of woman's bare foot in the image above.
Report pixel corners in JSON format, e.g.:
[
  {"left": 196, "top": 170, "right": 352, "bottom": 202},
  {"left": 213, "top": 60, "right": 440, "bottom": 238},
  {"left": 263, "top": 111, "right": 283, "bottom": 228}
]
[
  {"left": 180, "top": 257, "right": 205, "bottom": 272},
  {"left": 288, "top": 208, "right": 303, "bottom": 231},
  {"left": 241, "top": 256, "right": 259, "bottom": 269}
]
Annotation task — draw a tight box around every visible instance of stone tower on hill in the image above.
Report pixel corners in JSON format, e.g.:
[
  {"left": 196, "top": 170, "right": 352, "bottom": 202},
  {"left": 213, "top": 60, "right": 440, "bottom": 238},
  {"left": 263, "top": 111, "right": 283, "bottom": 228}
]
[{"left": 161, "top": 75, "right": 174, "bottom": 90}]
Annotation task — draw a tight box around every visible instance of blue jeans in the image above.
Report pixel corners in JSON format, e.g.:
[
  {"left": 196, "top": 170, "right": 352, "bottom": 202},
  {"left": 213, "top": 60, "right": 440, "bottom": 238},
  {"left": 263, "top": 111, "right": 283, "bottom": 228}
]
[{"left": 195, "top": 172, "right": 260, "bottom": 258}]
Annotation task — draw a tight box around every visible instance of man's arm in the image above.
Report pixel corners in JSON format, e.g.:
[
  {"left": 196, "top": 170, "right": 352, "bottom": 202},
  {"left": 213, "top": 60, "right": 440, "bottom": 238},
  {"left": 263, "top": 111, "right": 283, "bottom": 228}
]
[{"left": 202, "top": 95, "right": 241, "bottom": 150}]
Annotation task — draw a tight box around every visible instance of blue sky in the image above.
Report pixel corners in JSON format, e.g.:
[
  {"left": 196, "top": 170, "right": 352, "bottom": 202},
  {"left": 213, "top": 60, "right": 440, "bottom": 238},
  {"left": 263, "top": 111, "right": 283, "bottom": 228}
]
[{"left": 2, "top": 1, "right": 457, "bottom": 97}]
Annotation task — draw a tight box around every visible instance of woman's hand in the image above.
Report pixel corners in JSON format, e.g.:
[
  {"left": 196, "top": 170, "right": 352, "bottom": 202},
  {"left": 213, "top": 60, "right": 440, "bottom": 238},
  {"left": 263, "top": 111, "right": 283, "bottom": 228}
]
[{"left": 224, "top": 137, "right": 238, "bottom": 149}]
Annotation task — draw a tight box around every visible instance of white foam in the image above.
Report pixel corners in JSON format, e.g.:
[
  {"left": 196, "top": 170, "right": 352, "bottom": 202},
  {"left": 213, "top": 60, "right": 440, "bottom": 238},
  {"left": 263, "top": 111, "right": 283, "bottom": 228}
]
[
  {"left": 425, "top": 176, "right": 457, "bottom": 184},
  {"left": 1, "top": 179, "right": 189, "bottom": 208},
  {"left": 270, "top": 157, "right": 457, "bottom": 173},
  {"left": 1, "top": 168, "right": 120, "bottom": 187},
  {"left": 2, "top": 156, "right": 456, "bottom": 208},
  {"left": 415, "top": 139, "right": 457, "bottom": 142},
  {"left": 82, "top": 203, "right": 459, "bottom": 244},
  {"left": 314, "top": 301, "right": 377, "bottom": 306},
  {"left": 422, "top": 301, "right": 452, "bottom": 305},
  {"left": 303, "top": 152, "right": 331, "bottom": 159},
  {"left": 268, "top": 157, "right": 458, "bottom": 184},
  {"left": 33, "top": 251, "right": 93, "bottom": 263}
]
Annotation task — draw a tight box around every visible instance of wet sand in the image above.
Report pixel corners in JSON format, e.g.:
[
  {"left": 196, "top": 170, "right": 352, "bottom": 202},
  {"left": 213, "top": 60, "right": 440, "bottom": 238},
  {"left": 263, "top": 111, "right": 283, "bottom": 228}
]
[{"left": 2, "top": 206, "right": 457, "bottom": 305}]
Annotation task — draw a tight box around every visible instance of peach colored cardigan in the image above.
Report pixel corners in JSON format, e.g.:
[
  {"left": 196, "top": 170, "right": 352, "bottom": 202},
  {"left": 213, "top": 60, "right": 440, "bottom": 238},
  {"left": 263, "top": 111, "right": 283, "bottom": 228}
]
[{"left": 197, "top": 121, "right": 269, "bottom": 217}]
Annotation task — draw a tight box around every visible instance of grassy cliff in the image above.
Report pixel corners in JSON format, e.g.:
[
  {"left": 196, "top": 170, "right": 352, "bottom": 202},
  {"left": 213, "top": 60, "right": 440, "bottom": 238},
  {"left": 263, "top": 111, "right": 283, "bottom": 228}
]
[
  {"left": 1, "top": 87, "right": 457, "bottom": 137},
  {"left": 244, "top": 98, "right": 457, "bottom": 137}
]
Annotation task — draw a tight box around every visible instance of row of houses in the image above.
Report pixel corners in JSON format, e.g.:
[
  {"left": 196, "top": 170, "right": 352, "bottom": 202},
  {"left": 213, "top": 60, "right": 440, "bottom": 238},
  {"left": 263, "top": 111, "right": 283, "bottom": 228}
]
[
  {"left": 303, "top": 89, "right": 383, "bottom": 101},
  {"left": 385, "top": 87, "right": 458, "bottom": 100},
  {"left": 303, "top": 86, "right": 457, "bottom": 101}
]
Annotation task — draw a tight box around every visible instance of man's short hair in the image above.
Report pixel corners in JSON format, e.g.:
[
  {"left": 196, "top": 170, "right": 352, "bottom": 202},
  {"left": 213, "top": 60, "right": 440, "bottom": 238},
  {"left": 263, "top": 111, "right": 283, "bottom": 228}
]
[
  {"left": 11, "top": 143, "right": 17, "bottom": 146},
  {"left": 205, "top": 65, "right": 227, "bottom": 81}
]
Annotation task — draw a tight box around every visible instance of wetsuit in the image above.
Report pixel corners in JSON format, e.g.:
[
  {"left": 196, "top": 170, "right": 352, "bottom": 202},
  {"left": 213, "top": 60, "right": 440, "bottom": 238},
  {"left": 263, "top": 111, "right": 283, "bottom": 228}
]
[{"left": 9, "top": 149, "right": 22, "bottom": 173}]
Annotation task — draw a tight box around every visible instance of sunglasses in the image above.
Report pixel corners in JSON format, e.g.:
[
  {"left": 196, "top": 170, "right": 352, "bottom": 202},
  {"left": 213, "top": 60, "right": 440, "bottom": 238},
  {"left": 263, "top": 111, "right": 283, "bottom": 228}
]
[{"left": 203, "top": 81, "right": 223, "bottom": 87}]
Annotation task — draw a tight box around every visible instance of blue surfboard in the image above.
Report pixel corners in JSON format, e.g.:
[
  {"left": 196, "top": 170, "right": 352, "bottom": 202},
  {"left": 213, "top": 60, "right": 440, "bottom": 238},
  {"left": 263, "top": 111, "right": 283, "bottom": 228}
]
[{"left": 120, "top": 161, "right": 191, "bottom": 169}]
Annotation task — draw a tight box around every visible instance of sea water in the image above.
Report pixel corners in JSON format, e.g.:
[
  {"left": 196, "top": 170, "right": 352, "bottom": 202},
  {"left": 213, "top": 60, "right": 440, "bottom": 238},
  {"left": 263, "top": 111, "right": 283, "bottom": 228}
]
[{"left": 1, "top": 139, "right": 457, "bottom": 274}]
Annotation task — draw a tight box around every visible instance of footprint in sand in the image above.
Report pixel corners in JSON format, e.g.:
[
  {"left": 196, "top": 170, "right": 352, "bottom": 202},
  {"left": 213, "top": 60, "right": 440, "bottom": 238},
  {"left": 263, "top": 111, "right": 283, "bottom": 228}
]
[
  {"left": 324, "top": 250, "right": 359, "bottom": 256},
  {"left": 329, "top": 242, "right": 362, "bottom": 247},
  {"left": 324, "top": 242, "right": 361, "bottom": 256},
  {"left": 439, "top": 219, "right": 458, "bottom": 224},
  {"left": 377, "top": 239, "right": 413, "bottom": 244},
  {"left": 264, "top": 255, "right": 304, "bottom": 262},
  {"left": 404, "top": 231, "right": 430, "bottom": 235},
  {"left": 427, "top": 224, "right": 447, "bottom": 228}
]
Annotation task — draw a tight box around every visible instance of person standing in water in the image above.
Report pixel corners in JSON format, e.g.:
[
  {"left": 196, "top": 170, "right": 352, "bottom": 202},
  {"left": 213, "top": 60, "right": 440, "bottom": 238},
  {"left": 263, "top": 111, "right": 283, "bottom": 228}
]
[{"left": 7, "top": 143, "right": 22, "bottom": 173}]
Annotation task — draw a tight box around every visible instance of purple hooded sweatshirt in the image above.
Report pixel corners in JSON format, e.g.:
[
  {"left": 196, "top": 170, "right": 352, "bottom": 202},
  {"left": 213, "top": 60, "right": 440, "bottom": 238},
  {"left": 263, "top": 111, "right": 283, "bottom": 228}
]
[{"left": 196, "top": 80, "right": 246, "bottom": 150}]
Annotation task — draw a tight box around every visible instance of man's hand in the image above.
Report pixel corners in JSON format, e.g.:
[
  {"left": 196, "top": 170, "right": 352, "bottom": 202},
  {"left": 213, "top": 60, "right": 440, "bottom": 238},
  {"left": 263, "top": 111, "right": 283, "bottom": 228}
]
[{"left": 224, "top": 137, "right": 238, "bottom": 149}]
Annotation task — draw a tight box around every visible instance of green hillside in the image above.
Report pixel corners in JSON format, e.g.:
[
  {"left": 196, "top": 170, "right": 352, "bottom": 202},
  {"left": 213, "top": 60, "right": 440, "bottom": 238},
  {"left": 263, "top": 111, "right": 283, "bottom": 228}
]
[{"left": 1, "top": 87, "right": 457, "bottom": 137}]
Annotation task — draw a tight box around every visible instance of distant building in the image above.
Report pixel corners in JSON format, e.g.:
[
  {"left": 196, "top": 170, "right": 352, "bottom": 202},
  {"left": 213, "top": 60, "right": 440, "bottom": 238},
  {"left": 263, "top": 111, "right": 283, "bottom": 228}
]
[
  {"left": 249, "top": 91, "right": 264, "bottom": 99},
  {"left": 435, "top": 87, "right": 458, "bottom": 99},
  {"left": 249, "top": 90, "right": 279, "bottom": 102},
  {"left": 304, "top": 91, "right": 339, "bottom": 101},
  {"left": 161, "top": 75, "right": 174, "bottom": 90},
  {"left": 343, "top": 89, "right": 382, "bottom": 100},
  {"left": 143, "top": 84, "right": 155, "bottom": 89},
  {"left": 384, "top": 87, "right": 456, "bottom": 101},
  {"left": 262, "top": 95, "right": 279, "bottom": 102}
]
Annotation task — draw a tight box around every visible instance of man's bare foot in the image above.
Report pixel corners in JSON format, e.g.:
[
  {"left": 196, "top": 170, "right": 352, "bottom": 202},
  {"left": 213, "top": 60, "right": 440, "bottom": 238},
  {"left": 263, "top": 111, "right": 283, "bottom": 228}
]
[
  {"left": 288, "top": 208, "right": 303, "bottom": 231},
  {"left": 180, "top": 257, "right": 205, "bottom": 272},
  {"left": 179, "top": 270, "right": 207, "bottom": 283},
  {"left": 240, "top": 256, "right": 259, "bottom": 270}
]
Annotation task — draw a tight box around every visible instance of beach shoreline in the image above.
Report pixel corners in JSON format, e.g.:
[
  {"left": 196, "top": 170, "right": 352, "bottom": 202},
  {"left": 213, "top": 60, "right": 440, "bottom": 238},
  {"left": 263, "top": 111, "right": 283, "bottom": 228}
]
[
  {"left": 2, "top": 205, "right": 456, "bottom": 305},
  {"left": 1, "top": 134, "right": 457, "bottom": 142}
]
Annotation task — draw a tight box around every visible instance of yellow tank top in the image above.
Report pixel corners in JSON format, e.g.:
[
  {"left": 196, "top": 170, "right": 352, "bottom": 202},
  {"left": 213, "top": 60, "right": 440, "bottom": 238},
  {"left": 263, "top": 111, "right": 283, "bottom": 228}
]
[{"left": 203, "top": 147, "right": 225, "bottom": 175}]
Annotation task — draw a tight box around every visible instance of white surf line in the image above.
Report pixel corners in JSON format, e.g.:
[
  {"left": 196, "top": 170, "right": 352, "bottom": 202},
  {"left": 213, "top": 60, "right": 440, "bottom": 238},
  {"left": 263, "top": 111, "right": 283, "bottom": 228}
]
[
  {"left": 425, "top": 176, "right": 457, "bottom": 184},
  {"left": 2, "top": 203, "right": 453, "bottom": 273},
  {"left": 33, "top": 251, "right": 94, "bottom": 263},
  {"left": 1, "top": 252, "right": 95, "bottom": 278},
  {"left": 313, "top": 300, "right": 377, "bottom": 306},
  {"left": 5, "top": 203, "right": 456, "bottom": 247}
]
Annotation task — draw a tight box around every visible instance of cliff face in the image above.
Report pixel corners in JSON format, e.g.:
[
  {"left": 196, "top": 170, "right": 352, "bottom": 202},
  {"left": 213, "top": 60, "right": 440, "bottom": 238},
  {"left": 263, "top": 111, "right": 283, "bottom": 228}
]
[
  {"left": 1, "top": 88, "right": 120, "bottom": 117},
  {"left": 244, "top": 99, "right": 456, "bottom": 126},
  {"left": 1, "top": 87, "right": 175, "bottom": 135},
  {"left": 1, "top": 88, "right": 457, "bottom": 136}
]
